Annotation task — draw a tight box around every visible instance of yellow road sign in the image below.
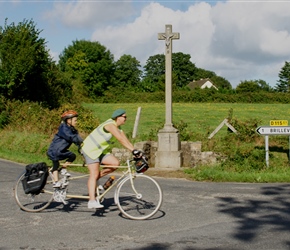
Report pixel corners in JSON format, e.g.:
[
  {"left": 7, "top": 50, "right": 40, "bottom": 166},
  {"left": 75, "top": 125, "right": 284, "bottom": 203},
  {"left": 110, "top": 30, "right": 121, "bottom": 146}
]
[{"left": 270, "top": 120, "right": 288, "bottom": 126}]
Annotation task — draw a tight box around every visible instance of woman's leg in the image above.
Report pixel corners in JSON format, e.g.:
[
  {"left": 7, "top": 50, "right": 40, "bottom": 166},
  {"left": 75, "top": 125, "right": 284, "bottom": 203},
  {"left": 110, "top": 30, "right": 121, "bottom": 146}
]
[
  {"left": 99, "top": 154, "right": 119, "bottom": 179},
  {"left": 87, "top": 162, "right": 100, "bottom": 201}
]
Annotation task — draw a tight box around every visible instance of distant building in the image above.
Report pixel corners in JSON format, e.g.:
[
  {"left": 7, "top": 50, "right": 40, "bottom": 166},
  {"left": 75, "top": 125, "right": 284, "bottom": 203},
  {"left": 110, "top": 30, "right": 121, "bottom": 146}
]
[{"left": 187, "top": 78, "right": 218, "bottom": 90}]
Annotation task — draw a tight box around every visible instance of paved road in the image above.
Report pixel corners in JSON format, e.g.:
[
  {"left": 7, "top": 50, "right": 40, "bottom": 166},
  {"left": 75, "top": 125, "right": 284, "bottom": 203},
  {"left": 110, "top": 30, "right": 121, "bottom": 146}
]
[{"left": 1, "top": 158, "right": 290, "bottom": 250}]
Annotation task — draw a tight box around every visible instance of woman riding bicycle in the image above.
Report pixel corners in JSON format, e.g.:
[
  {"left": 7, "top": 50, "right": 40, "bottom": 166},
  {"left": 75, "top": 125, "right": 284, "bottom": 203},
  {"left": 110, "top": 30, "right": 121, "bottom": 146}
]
[{"left": 81, "top": 108, "right": 142, "bottom": 209}]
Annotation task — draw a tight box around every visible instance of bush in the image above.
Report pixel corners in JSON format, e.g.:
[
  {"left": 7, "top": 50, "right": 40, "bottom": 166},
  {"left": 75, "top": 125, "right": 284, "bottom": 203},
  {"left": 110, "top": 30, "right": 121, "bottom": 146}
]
[
  {"left": 0, "top": 97, "right": 9, "bottom": 129},
  {"left": 98, "top": 89, "right": 290, "bottom": 104},
  {"left": 3, "top": 100, "right": 98, "bottom": 136}
]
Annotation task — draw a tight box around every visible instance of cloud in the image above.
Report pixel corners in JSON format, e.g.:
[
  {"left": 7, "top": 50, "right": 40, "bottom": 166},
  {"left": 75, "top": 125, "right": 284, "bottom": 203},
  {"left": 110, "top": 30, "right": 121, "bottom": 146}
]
[
  {"left": 44, "top": 1, "right": 135, "bottom": 28},
  {"left": 209, "top": 1, "right": 290, "bottom": 85},
  {"left": 92, "top": 2, "right": 215, "bottom": 67},
  {"left": 260, "top": 29, "right": 290, "bottom": 56},
  {"left": 44, "top": 0, "right": 290, "bottom": 87},
  {"left": 211, "top": 2, "right": 290, "bottom": 60}
]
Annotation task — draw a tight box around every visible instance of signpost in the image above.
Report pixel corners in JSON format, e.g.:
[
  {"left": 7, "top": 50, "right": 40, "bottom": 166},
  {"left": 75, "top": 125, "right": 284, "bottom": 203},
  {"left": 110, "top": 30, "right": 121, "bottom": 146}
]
[
  {"left": 256, "top": 126, "right": 290, "bottom": 135},
  {"left": 256, "top": 123, "right": 290, "bottom": 167}
]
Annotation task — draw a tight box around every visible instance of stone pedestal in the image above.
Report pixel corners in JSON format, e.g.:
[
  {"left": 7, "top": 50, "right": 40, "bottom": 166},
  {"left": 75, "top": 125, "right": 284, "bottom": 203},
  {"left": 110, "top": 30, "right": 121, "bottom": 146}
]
[{"left": 155, "top": 128, "right": 182, "bottom": 169}]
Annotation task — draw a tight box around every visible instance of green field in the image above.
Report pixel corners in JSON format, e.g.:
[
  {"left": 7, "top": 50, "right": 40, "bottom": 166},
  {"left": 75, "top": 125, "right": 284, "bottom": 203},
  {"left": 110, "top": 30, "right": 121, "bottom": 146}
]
[{"left": 83, "top": 103, "right": 290, "bottom": 137}]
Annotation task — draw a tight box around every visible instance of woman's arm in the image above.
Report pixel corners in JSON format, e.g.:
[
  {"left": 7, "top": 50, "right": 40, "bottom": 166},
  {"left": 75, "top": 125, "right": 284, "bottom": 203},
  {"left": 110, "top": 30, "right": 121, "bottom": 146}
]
[{"left": 105, "top": 123, "right": 134, "bottom": 151}]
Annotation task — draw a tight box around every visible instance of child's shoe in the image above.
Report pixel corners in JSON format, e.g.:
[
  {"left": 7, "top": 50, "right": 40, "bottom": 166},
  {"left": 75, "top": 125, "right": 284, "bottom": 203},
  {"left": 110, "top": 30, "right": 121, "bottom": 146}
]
[
  {"left": 53, "top": 182, "right": 62, "bottom": 188},
  {"left": 60, "top": 168, "right": 71, "bottom": 177}
]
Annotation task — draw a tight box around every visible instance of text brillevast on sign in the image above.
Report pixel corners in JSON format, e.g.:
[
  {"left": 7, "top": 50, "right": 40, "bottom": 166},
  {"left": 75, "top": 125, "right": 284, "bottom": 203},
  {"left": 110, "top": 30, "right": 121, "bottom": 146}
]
[{"left": 256, "top": 126, "right": 290, "bottom": 135}]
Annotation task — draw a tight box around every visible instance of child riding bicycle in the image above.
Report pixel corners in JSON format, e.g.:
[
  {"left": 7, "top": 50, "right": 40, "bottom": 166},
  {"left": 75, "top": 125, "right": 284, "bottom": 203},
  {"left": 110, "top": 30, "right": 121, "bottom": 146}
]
[{"left": 47, "top": 110, "right": 83, "bottom": 188}]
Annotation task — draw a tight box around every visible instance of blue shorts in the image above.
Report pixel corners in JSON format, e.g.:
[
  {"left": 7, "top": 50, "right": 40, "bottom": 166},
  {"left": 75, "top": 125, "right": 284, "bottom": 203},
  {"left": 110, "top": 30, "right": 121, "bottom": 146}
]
[{"left": 81, "top": 151, "right": 110, "bottom": 165}]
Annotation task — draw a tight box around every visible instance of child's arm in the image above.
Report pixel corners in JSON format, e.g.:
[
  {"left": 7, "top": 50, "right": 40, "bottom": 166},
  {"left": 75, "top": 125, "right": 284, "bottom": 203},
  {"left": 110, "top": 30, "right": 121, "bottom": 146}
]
[{"left": 58, "top": 123, "right": 83, "bottom": 145}]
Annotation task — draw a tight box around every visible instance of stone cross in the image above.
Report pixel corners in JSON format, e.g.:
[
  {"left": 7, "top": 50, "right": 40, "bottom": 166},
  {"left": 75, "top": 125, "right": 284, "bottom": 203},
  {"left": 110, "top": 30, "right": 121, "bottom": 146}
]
[
  {"left": 155, "top": 24, "right": 182, "bottom": 169},
  {"left": 158, "top": 24, "right": 180, "bottom": 131}
]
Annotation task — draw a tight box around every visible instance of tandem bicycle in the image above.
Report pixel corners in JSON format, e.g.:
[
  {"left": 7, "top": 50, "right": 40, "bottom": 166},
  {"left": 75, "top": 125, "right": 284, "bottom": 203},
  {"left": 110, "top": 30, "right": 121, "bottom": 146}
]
[{"left": 13, "top": 157, "right": 163, "bottom": 220}]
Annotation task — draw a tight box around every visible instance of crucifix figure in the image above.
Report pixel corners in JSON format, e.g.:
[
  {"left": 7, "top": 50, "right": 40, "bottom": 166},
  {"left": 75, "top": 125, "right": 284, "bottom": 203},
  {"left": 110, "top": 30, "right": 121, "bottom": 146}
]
[{"left": 158, "top": 24, "right": 180, "bottom": 131}]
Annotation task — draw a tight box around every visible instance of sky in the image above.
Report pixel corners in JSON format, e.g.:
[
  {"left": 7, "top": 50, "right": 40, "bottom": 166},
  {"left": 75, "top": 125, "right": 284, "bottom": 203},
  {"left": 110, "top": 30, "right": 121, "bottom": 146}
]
[{"left": 1, "top": 0, "right": 290, "bottom": 88}]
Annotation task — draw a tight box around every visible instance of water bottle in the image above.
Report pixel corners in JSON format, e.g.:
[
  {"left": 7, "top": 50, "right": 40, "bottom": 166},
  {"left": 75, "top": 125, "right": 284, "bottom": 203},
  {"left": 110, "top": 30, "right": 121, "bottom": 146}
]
[{"left": 103, "top": 176, "right": 115, "bottom": 190}]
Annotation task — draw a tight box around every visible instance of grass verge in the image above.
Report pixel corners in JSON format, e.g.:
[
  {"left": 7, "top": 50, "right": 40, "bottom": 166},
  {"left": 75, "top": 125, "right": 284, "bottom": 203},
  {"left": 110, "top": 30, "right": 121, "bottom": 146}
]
[{"left": 2, "top": 102, "right": 290, "bottom": 182}]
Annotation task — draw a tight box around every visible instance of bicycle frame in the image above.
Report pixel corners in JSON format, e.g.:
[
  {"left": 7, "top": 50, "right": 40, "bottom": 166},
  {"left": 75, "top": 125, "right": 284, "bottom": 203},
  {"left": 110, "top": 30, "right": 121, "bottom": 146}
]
[
  {"left": 14, "top": 158, "right": 163, "bottom": 219},
  {"left": 43, "top": 159, "right": 137, "bottom": 201}
]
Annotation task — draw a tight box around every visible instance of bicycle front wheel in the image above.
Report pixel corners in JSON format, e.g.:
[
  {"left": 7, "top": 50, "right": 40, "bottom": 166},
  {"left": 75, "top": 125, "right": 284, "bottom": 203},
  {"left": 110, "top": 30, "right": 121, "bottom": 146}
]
[
  {"left": 14, "top": 172, "right": 54, "bottom": 212},
  {"left": 115, "top": 174, "right": 163, "bottom": 220}
]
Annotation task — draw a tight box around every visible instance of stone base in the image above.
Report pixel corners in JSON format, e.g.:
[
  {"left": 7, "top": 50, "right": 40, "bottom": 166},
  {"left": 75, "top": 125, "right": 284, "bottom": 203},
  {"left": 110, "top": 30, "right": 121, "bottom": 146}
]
[
  {"left": 155, "top": 130, "right": 182, "bottom": 169},
  {"left": 114, "top": 141, "right": 220, "bottom": 168},
  {"left": 155, "top": 150, "right": 182, "bottom": 169},
  {"left": 157, "top": 129, "right": 180, "bottom": 151}
]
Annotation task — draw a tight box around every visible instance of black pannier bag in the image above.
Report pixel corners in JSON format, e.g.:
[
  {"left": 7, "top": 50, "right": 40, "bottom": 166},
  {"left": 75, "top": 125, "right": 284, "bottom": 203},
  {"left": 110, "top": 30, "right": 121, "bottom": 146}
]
[
  {"left": 134, "top": 156, "right": 149, "bottom": 173},
  {"left": 21, "top": 162, "right": 49, "bottom": 195}
]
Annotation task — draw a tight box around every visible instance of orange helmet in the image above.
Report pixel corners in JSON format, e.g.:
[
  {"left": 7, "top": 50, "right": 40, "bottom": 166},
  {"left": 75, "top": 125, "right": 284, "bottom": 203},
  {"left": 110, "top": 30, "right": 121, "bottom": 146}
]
[{"left": 61, "top": 110, "right": 78, "bottom": 121}]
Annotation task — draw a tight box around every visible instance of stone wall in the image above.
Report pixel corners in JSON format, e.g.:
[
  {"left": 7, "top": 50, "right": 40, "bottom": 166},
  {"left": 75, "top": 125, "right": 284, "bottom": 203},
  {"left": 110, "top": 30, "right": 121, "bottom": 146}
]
[{"left": 112, "top": 141, "right": 221, "bottom": 168}]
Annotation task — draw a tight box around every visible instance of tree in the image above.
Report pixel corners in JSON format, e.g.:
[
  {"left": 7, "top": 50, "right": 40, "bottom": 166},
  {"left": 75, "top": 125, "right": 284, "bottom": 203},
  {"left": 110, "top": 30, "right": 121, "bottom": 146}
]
[
  {"left": 194, "top": 68, "right": 215, "bottom": 80},
  {"left": 275, "top": 61, "right": 290, "bottom": 92},
  {"left": 46, "top": 63, "right": 74, "bottom": 106},
  {"left": 143, "top": 54, "right": 164, "bottom": 81},
  {"left": 0, "top": 19, "right": 69, "bottom": 108},
  {"left": 236, "top": 79, "right": 273, "bottom": 93},
  {"left": 255, "top": 79, "right": 272, "bottom": 92},
  {"left": 172, "top": 52, "right": 197, "bottom": 88},
  {"left": 210, "top": 75, "right": 232, "bottom": 89},
  {"left": 236, "top": 80, "right": 260, "bottom": 92},
  {"left": 112, "top": 55, "right": 142, "bottom": 90},
  {"left": 194, "top": 68, "right": 232, "bottom": 89},
  {"left": 142, "top": 52, "right": 197, "bottom": 91},
  {"left": 142, "top": 52, "right": 232, "bottom": 92},
  {"left": 58, "top": 40, "right": 115, "bottom": 99},
  {"left": 141, "top": 54, "right": 165, "bottom": 92}
]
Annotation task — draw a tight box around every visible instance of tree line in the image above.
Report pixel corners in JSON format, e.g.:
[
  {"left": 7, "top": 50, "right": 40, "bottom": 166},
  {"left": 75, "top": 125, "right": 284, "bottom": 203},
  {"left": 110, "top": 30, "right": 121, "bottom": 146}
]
[{"left": 1, "top": 19, "right": 290, "bottom": 109}]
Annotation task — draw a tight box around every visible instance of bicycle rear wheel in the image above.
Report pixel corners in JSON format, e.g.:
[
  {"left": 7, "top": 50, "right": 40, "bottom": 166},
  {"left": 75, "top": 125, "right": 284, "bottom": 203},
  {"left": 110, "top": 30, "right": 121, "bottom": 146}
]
[
  {"left": 14, "top": 172, "right": 54, "bottom": 212},
  {"left": 115, "top": 174, "right": 163, "bottom": 220}
]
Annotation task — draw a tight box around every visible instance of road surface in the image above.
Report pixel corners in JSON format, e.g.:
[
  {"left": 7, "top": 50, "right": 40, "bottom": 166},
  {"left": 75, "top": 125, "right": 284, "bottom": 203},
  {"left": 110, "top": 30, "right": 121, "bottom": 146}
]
[{"left": 1, "top": 159, "right": 290, "bottom": 249}]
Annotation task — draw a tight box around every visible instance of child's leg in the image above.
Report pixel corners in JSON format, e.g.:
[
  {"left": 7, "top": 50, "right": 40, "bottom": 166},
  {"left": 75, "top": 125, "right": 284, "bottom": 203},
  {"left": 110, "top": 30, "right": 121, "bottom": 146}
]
[
  {"left": 51, "top": 161, "right": 60, "bottom": 182},
  {"left": 60, "top": 153, "right": 76, "bottom": 176},
  {"left": 62, "top": 153, "right": 76, "bottom": 169},
  {"left": 52, "top": 170, "right": 59, "bottom": 182}
]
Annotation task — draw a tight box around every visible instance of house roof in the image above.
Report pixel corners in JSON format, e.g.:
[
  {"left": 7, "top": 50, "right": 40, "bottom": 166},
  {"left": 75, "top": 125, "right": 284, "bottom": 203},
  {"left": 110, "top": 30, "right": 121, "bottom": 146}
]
[{"left": 187, "top": 78, "right": 218, "bottom": 90}]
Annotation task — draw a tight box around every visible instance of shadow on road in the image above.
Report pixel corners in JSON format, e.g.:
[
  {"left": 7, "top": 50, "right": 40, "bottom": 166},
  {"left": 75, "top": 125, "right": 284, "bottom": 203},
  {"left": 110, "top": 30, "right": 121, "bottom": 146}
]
[
  {"left": 44, "top": 197, "right": 166, "bottom": 221},
  {"left": 217, "top": 184, "right": 290, "bottom": 243}
]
